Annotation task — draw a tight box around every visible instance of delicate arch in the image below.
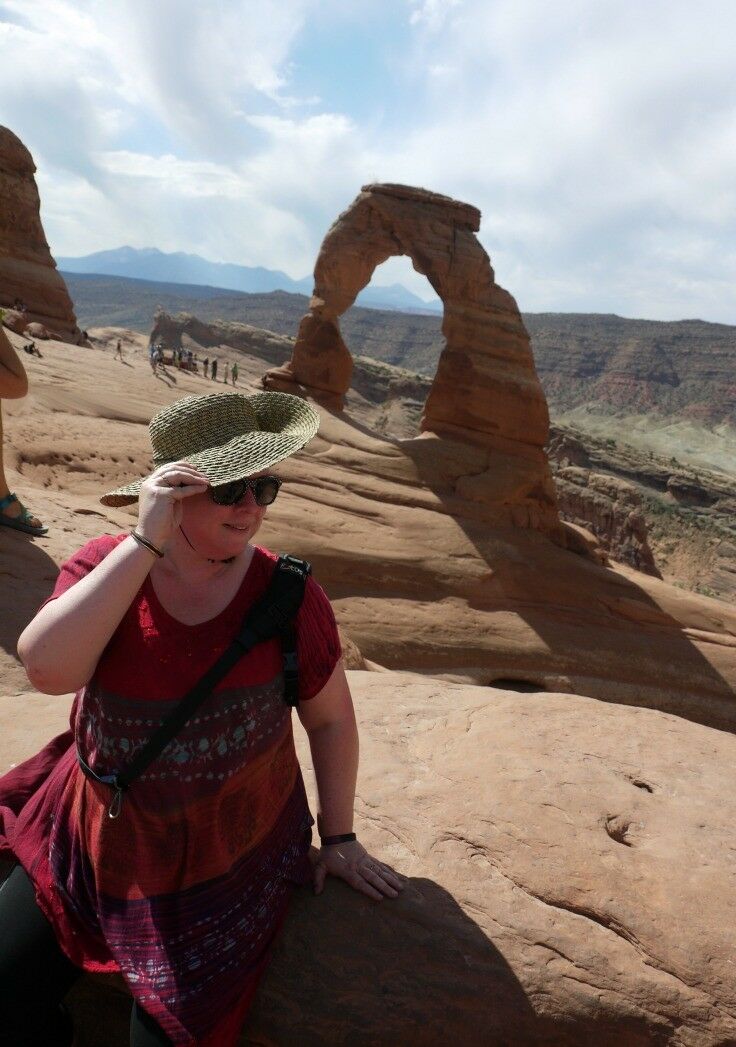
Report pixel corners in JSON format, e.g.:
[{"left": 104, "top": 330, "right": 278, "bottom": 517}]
[{"left": 264, "top": 182, "right": 549, "bottom": 453}]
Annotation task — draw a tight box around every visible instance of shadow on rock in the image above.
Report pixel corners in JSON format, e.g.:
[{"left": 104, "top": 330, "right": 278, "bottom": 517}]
[{"left": 0, "top": 531, "right": 58, "bottom": 678}]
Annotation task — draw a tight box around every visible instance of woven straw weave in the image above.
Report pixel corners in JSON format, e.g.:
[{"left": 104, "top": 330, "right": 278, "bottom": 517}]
[{"left": 100, "top": 391, "right": 320, "bottom": 507}]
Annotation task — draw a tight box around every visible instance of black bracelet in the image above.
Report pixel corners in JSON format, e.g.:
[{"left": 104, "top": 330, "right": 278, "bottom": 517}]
[
  {"left": 130, "top": 530, "right": 164, "bottom": 559},
  {"left": 320, "top": 832, "right": 357, "bottom": 846}
]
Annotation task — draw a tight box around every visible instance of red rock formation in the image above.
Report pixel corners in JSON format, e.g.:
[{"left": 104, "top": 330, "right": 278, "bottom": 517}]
[
  {"left": 551, "top": 464, "right": 661, "bottom": 577},
  {"left": 0, "top": 126, "right": 83, "bottom": 344},
  {"left": 264, "top": 183, "right": 562, "bottom": 539}
]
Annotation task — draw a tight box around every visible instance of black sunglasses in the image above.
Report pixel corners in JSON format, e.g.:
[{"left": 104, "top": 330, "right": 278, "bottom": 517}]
[{"left": 210, "top": 475, "right": 282, "bottom": 507}]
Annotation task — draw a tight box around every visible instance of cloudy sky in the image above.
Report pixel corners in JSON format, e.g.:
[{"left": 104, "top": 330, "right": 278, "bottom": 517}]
[{"left": 1, "top": 0, "right": 735, "bottom": 322}]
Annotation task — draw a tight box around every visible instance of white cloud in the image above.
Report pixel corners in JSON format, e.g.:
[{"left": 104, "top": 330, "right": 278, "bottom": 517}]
[
  {"left": 0, "top": 0, "right": 735, "bottom": 321},
  {"left": 408, "top": 0, "right": 462, "bottom": 31},
  {"left": 384, "top": 0, "right": 736, "bottom": 319}
]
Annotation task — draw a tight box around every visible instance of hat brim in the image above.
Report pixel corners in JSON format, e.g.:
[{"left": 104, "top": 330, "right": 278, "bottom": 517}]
[{"left": 100, "top": 392, "right": 319, "bottom": 507}]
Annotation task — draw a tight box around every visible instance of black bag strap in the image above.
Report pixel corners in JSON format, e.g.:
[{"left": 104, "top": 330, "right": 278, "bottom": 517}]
[{"left": 78, "top": 553, "right": 310, "bottom": 817}]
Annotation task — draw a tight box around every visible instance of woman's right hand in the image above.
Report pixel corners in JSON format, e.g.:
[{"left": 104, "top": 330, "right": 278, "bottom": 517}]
[{"left": 136, "top": 462, "right": 210, "bottom": 549}]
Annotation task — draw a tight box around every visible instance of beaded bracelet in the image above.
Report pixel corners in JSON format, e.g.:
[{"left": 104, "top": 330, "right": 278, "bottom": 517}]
[
  {"left": 131, "top": 530, "right": 164, "bottom": 559},
  {"left": 320, "top": 832, "right": 357, "bottom": 847}
]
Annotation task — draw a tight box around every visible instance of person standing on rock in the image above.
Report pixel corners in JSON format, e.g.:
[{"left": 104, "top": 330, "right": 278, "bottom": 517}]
[
  {"left": 203, "top": 356, "right": 209, "bottom": 379},
  {"left": 0, "top": 391, "right": 402, "bottom": 1046},
  {"left": 231, "top": 361, "right": 239, "bottom": 386},
  {"left": 0, "top": 323, "right": 48, "bottom": 536},
  {"left": 114, "top": 338, "right": 123, "bottom": 362},
  {"left": 211, "top": 358, "right": 218, "bottom": 382}
]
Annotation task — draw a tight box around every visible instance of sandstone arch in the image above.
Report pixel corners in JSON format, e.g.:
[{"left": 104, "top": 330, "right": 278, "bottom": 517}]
[{"left": 264, "top": 183, "right": 550, "bottom": 453}]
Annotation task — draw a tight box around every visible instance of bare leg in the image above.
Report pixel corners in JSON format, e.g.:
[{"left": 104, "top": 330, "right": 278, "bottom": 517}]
[{"left": 0, "top": 326, "right": 44, "bottom": 530}]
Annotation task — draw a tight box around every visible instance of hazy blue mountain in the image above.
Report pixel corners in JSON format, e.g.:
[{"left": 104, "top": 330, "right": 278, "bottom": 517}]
[{"left": 57, "top": 246, "right": 442, "bottom": 314}]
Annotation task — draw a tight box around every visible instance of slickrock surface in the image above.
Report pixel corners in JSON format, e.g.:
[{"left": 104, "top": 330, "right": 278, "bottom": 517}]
[
  {"left": 263, "top": 183, "right": 561, "bottom": 539},
  {"left": 1, "top": 329, "right": 733, "bottom": 726},
  {"left": 0, "top": 126, "right": 83, "bottom": 344},
  {"left": 0, "top": 329, "right": 734, "bottom": 1043},
  {"left": 3, "top": 677, "right": 736, "bottom": 1046}
]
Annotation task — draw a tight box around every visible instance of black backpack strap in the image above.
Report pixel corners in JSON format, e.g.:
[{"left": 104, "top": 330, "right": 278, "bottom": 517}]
[
  {"left": 275, "top": 555, "right": 310, "bottom": 708},
  {"left": 234, "top": 554, "right": 310, "bottom": 653},
  {"left": 79, "top": 553, "right": 311, "bottom": 817}
]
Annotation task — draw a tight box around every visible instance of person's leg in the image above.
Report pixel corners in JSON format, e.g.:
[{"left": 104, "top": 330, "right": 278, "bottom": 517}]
[
  {"left": 129, "top": 1000, "right": 173, "bottom": 1046},
  {"left": 0, "top": 328, "right": 45, "bottom": 531},
  {"left": 0, "top": 864, "right": 81, "bottom": 1046},
  {"left": 0, "top": 325, "right": 28, "bottom": 399}
]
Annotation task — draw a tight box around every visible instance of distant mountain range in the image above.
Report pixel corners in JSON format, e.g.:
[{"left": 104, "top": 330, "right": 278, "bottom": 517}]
[{"left": 57, "top": 246, "right": 443, "bottom": 315}]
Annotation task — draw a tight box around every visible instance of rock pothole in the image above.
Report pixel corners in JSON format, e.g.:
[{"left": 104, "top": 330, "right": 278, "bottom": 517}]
[{"left": 604, "top": 814, "right": 639, "bottom": 847}]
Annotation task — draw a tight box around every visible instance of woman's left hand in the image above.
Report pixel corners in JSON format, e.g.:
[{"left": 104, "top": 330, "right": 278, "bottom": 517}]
[{"left": 311, "top": 840, "right": 404, "bottom": 901}]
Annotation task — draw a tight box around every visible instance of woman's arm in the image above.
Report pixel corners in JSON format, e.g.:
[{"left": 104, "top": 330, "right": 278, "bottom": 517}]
[
  {"left": 17, "top": 460, "right": 211, "bottom": 694},
  {"left": 17, "top": 536, "right": 158, "bottom": 694},
  {"left": 298, "top": 662, "right": 403, "bottom": 900},
  {"left": 297, "top": 661, "right": 359, "bottom": 837}
]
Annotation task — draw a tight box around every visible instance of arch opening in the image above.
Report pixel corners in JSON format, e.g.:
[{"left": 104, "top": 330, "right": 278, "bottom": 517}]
[{"left": 342, "top": 255, "right": 444, "bottom": 439}]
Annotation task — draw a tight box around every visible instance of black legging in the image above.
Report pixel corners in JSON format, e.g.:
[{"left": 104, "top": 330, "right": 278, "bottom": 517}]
[{"left": 0, "top": 864, "right": 171, "bottom": 1046}]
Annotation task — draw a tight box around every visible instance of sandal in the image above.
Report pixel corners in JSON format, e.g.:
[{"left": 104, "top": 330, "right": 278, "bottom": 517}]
[{"left": 0, "top": 491, "right": 48, "bottom": 536}]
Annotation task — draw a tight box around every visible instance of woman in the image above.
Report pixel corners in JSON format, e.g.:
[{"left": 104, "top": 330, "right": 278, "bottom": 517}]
[
  {"left": 0, "top": 391, "right": 402, "bottom": 1046},
  {"left": 0, "top": 322, "right": 47, "bottom": 535}
]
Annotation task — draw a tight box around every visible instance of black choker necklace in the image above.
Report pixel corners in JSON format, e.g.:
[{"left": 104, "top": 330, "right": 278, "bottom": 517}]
[{"left": 179, "top": 525, "right": 237, "bottom": 565}]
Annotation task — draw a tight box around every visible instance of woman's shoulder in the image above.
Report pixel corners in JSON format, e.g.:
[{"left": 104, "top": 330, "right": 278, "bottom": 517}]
[
  {"left": 68, "top": 532, "right": 128, "bottom": 567},
  {"left": 251, "top": 545, "right": 333, "bottom": 622},
  {"left": 252, "top": 546, "right": 330, "bottom": 600},
  {"left": 46, "top": 533, "right": 128, "bottom": 604}
]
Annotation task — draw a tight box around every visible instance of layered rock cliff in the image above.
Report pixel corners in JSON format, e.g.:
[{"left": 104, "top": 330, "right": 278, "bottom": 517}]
[{"left": 0, "top": 126, "right": 83, "bottom": 344}]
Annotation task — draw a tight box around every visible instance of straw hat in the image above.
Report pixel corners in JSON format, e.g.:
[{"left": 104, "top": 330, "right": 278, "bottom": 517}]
[{"left": 100, "top": 391, "right": 320, "bottom": 507}]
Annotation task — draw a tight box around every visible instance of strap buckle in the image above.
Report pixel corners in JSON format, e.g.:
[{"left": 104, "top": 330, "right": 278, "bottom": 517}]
[{"left": 108, "top": 784, "right": 124, "bottom": 820}]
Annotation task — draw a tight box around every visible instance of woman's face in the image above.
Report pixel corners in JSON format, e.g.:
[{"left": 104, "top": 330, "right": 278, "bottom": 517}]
[{"left": 179, "top": 469, "right": 273, "bottom": 559}]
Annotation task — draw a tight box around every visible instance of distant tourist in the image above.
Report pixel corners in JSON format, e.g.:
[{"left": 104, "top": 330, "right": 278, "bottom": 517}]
[
  {"left": 114, "top": 339, "right": 123, "bottom": 361},
  {"left": 148, "top": 342, "right": 158, "bottom": 375},
  {"left": 223, "top": 363, "right": 229, "bottom": 384},
  {"left": 211, "top": 359, "right": 218, "bottom": 382},
  {"left": 0, "top": 326, "right": 47, "bottom": 536},
  {"left": 203, "top": 357, "right": 209, "bottom": 378},
  {"left": 231, "top": 362, "right": 239, "bottom": 386}
]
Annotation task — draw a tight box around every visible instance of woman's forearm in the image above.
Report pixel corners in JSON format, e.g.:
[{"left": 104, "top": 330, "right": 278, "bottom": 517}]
[
  {"left": 307, "top": 716, "right": 359, "bottom": 839},
  {"left": 17, "top": 536, "right": 156, "bottom": 693}
]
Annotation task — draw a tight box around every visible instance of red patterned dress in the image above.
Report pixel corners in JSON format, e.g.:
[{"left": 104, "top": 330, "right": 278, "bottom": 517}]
[{"left": 0, "top": 534, "right": 341, "bottom": 1045}]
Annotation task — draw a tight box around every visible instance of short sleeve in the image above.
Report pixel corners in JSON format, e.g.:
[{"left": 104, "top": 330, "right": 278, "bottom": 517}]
[
  {"left": 40, "top": 534, "right": 127, "bottom": 609},
  {"left": 295, "top": 575, "right": 342, "bottom": 702}
]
